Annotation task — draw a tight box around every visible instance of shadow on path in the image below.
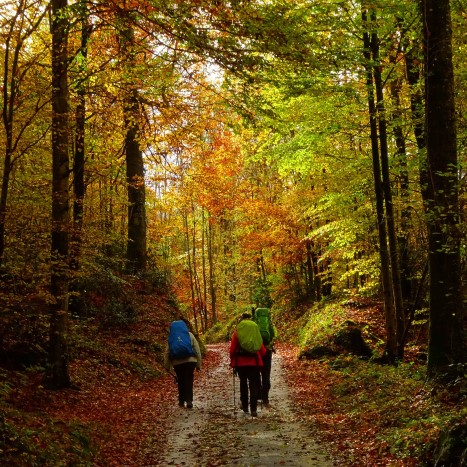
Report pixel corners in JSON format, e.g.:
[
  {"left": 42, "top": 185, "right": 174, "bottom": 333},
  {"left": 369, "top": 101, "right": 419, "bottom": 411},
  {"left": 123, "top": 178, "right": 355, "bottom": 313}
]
[{"left": 159, "top": 343, "right": 334, "bottom": 466}]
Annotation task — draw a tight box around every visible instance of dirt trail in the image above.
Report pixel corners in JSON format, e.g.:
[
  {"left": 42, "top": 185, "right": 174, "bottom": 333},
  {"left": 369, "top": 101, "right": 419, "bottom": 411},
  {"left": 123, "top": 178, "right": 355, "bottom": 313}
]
[{"left": 158, "top": 343, "right": 334, "bottom": 466}]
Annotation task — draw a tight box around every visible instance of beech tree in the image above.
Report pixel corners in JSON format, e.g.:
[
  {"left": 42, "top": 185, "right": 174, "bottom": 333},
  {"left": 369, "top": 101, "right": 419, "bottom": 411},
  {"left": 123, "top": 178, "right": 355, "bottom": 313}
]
[
  {"left": 421, "top": 0, "right": 465, "bottom": 379},
  {"left": 117, "top": 13, "right": 147, "bottom": 273},
  {"left": 70, "top": 0, "right": 92, "bottom": 272},
  {"left": 49, "top": 0, "right": 71, "bottom": 388}
]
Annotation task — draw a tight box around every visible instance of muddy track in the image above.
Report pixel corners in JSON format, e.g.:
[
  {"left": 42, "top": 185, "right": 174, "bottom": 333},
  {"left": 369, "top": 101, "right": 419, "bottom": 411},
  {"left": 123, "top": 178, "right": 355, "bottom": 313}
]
[{"left": 158, "top": 343, "right": 334, "bottom": 466}]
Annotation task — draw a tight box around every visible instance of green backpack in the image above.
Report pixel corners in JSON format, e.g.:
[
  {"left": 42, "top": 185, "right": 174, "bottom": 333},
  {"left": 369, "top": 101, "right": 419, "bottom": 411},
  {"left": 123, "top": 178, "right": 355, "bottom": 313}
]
[
  {"left": 236, "top": 319, "right": 263, "bottom": 354},
  {"left": 254, "top": 307, "right": 273, "bottom": 346}
]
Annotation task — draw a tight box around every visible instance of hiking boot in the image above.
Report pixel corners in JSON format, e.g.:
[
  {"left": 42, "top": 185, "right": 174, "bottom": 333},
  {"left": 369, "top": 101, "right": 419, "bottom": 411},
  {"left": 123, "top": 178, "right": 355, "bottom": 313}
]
[
  {"left": 263, "top": 401, "right": 270, "bottom": 408},
  {"left": 251, "top": 411, "right": 258, "bottom": 417},
  {"left": 186, "top": 402, "right": 193, "bottom": 409},
  {"left": 179, "top": 402, "right": 185, "bottom": 408}
]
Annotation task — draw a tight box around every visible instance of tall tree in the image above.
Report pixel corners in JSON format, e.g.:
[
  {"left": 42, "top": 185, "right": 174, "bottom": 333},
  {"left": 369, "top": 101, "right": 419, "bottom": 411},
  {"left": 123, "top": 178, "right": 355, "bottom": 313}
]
[
  {"left": 49, "top": 0, "right": 71, "bottom": 388},
  {"left": 362, "top": 6, "right": 398, "bottom": 361},
  {"left": 70, "top": 0, "right": 92, "bottom": 272},
  {"left": 421, "top": 0, "right": 465, "bottom": 379},
  {"left": 118, "top": 13, "right": 147, "bottom": 273}
]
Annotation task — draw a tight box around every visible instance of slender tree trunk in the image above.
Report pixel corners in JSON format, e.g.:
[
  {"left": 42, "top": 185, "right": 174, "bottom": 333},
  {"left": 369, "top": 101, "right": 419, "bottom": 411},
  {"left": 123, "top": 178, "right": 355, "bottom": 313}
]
[
  {"left": 388, "top": 75, "right": 414, "bottom": 352},
  {"left": 311, "top": 250, "right": 321, "bottom": 300},
  {"left": 48, "top": 0, "right": 71, "bottom": 388},
  {"left": 183, "top": 211, "right": 197, "bottom": 328},
  {"left": 405, "top": 41, "right": 430, "bottom": 207},
  {"left": 421, "top": 0, "right": 465, "bottom": 379},
  {"left": 405, "top": 38, "right": 432, "bottom": 334},
  {"left": 370, "top": 15, "right": 406, "bottom": 358},
  {"left": 362, "top": 7, "right": 398, "bottom": 361},
  {"left": 118, "top": 18, "right": 146, "bottom": 273},
  {"left": 191, "top": 210, "right": 205, "bottom": 332},
  {"left": 71, "top": 2, "right": 91, "bottom": 272},
  {"left": 201, "top": 209, "right": 209, "bottom": 328},
  {"left": 389, "top": 47, "right": 412, "bottom": 304},
  {"left": 391, "top": 98, "right": 411, "bottom": 298},
  {"left": 0, "top": 7, "right": 18, "bottom": 266},
  {"left": 305, "top": 239, "right": 316, "bottom": 300},
  {"left": 207, "top": 213, "right": 217, "bottom": 323}
]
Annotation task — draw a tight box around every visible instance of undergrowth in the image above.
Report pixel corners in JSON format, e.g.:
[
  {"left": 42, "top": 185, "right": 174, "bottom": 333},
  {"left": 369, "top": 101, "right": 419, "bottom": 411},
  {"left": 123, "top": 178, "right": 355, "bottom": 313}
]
[
  {"left": 280, "top": 298, "right": 466, "bottom": 466},
  {"left": 0, "top": 272, "right": 179, "bottom": 465}
]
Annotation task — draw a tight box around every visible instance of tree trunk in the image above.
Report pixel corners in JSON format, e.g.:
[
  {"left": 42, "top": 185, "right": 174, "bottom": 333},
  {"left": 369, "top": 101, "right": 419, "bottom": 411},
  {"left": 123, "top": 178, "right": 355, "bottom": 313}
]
[
  {"left": 421, "top": 0, "right": 465, "bottom": 379},
  {"left": 362, "top": 7, "right": 398, "bottom": 361},
  {"left": 305, "top": 239, "right": 316, "bottom": 300},
  {"left": 207, "top": 213, "right": 217, "bottom": 323},
  {"left": 389, "top": 47, "right": 412, "bottom": 304},
  {"left": 0, "top": 7, "right": 18, "bottom": 266},
  {"left": 370, "top": 14, "right": 406, "bottom": 358},
  {"left": 201, "top": 209, "right": 210, "bottom": 328},
  {"left": 71, "top": 2, "right": 91, "bottom": 273},
  {"left": 183, "top": 210, "right": 197, "bottom": 328},
  {"left": 119, "top": 19, "right": 146, "bottom": 273},
  {"left": 48, "top": 0, "right": 71, "bottom": 389}
]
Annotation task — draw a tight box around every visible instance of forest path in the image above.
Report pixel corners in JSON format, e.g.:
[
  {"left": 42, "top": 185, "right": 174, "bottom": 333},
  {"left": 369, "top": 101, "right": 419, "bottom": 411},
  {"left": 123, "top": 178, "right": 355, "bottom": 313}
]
[{"left": 158, "top": 343, "right": 334, "bottom": 466}]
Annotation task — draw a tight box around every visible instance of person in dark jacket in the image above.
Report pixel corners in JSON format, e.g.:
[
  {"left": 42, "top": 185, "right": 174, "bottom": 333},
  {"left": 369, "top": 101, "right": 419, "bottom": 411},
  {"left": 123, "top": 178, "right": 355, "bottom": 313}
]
[
  {"left": 253, "top": 307, "right": 277, "bottom": 407},
  {"left": 230, "top": 313, "right": 266, "bottom": 417},
  {"left": 164, "top": 319, "right": 202, "bottom": 409}
]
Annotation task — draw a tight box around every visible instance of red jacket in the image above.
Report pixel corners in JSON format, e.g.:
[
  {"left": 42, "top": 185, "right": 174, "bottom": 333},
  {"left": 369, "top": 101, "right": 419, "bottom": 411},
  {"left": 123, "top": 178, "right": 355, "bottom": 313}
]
[{"left": 229, "top": 331, "right": 266, "bottom": 368}]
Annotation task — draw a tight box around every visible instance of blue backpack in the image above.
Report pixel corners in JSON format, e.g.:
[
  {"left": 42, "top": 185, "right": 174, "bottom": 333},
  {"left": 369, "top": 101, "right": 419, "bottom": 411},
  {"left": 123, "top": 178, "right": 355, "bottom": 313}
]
[{"left": 168, "top": 320, "right": 195, "bottom": 359}]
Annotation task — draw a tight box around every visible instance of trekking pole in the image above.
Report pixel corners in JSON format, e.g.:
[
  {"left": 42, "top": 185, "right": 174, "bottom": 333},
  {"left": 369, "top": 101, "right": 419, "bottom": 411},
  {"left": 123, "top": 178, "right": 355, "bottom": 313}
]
[
  {"left": 163, "top": 366, "right": 178, "bottom": 384},
  {"left": 233, "top": 368, "right": 237, "bottom": 414}
]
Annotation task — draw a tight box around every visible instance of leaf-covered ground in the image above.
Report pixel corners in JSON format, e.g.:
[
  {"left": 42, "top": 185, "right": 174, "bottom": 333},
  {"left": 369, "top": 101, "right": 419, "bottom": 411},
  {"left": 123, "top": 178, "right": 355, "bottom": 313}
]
[
  {"left": 1, "top": 293, "right": 465, "bottom": 465},
  {"left": 159, "top": 343, "right": 333, "bottom": 466}
]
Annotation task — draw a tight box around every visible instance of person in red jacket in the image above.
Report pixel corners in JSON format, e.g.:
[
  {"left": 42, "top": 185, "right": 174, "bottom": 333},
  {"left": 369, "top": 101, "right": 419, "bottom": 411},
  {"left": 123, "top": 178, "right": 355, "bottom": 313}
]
[{"left": 230, "top": 313, "right": 266, "bottom": 417}]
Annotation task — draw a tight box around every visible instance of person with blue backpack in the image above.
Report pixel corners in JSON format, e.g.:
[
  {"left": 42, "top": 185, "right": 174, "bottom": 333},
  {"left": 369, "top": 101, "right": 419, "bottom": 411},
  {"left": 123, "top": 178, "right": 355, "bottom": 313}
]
[
  {"left": 253, "top": 307, "right": 276, "bottom": 407},
  {"left": 230, "top": 313, "right": 266, "bottom": 417},
  {"left": 164, "top": 319, "right": 202, "bottom": 409}
]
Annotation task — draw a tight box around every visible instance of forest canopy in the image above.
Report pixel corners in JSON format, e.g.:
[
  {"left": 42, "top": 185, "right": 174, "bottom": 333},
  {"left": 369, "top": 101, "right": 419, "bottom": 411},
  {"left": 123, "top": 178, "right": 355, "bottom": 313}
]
[{"left": 0, "top": 0, "right": 465, "bottom": 388}]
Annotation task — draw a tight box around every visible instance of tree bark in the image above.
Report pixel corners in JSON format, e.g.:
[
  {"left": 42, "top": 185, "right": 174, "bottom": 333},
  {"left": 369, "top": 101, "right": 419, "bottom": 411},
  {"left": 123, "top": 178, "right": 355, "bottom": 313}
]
[
  {"left": 370, "top": 14, "right": 405, "bottom": 358},
  {"left": 362, "top": 7, "right": 398, "bottom": 361},
  {"left": 421, "top": 0, "right": 465, "bottom": 379},
  {"left": 207, "top": 212, "right": 217, "bottom": 324},
  {"left": 388, "top": 28, "right": 412, "bottom": 305},
  {"left": 49, "top": 0, "right": 71, "bottom": 388},
  {"left": 71, "top": 1, "right": 91, "bottom": 272},
  {"left": 119, "top": 18, "right": 147, "bottom": 273}
]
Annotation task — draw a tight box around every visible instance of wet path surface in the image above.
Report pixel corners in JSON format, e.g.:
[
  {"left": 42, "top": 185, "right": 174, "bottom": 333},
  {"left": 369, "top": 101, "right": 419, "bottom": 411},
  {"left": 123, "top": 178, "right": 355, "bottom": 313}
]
[{"left": 158, "top": 343, "right": 334, "bottom": 466}]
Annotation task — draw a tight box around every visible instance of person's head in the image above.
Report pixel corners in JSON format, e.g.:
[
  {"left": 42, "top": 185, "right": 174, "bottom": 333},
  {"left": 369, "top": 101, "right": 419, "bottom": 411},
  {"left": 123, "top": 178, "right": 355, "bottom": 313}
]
[{"left": 241, "top": 312, "right": 252, "bottom": 320}]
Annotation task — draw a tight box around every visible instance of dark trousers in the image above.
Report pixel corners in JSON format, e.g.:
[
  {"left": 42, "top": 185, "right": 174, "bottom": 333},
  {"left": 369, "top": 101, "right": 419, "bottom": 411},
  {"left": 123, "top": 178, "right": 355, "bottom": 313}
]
[
  {"left": 259, "top": 350, "right": 273, "bottom": 402},
  {"left": 237, "top": 366, "right": 260, "bottom": 413},
  {"left": 174, "top": 362, "right": 196, "bottom": 405}
]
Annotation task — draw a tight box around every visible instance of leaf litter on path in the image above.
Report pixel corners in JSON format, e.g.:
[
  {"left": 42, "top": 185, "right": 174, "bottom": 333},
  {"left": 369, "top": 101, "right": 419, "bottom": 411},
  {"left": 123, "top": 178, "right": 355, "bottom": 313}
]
[{"left": 158, "top": 343, "right": 334, "bottom": 466}]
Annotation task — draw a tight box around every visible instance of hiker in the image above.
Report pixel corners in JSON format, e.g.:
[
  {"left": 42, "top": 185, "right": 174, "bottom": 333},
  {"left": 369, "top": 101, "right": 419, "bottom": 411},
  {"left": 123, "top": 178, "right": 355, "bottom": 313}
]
[
  {"left": 164, "top": 319, "right": 202, "bottom": 409},
  {"left": 253, "top": 307, "right": 276, "bottom": 407},
  {"left": 230, "top": 313, "right": 266, "bottom": 417}
]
